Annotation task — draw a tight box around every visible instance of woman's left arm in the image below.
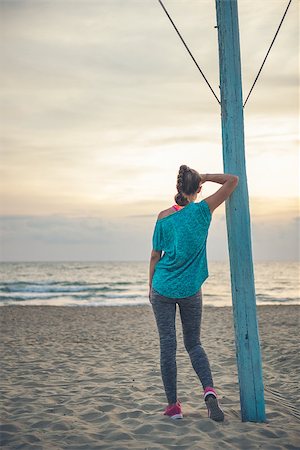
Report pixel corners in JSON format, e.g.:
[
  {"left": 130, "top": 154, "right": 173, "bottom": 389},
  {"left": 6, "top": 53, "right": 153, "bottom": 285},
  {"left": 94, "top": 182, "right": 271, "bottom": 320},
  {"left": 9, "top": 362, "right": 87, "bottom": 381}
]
[{"left": 148, "top": 250, "right": 162, "bottom": 299}]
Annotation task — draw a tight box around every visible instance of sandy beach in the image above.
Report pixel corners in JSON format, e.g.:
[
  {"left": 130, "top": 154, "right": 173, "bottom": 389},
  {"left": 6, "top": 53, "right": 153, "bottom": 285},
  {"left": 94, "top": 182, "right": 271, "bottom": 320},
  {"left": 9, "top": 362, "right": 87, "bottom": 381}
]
[{"left": 1, "top": 304, "right": 299, "bottom": 450}]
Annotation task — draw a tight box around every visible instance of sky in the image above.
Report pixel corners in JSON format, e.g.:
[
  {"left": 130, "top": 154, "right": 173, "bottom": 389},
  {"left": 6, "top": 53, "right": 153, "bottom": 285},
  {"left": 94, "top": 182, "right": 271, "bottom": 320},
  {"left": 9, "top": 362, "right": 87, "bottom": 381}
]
[{"left": 0, "top": 0, "right": 299, "bottom": 262}]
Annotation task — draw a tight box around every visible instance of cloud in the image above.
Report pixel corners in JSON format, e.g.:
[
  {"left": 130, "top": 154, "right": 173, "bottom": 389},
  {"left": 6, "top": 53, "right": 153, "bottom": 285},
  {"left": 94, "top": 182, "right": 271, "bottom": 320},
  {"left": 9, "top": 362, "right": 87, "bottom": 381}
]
[
  {"left": 207, "top": 213, "right": 299, "bottom": 262},
  {"left": 0, "top": 215, "right": 109, "bottom": 244},
  {"left": 0, "top": 0, "right": 298, "bottom": 260},
  {"left": 0, "top": 212, "right": 156, "bottom": 261},
  {"left": 0, "top": 210, "right": 299, "bottom": 262}
]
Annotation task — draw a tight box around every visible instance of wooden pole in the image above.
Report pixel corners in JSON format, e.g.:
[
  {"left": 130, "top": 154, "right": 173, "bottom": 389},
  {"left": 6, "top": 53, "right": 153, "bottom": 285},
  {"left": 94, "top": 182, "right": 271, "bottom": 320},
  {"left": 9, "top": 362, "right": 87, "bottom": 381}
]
[{"left": 215, "top": 0, "right": 266, "bottom": 422}]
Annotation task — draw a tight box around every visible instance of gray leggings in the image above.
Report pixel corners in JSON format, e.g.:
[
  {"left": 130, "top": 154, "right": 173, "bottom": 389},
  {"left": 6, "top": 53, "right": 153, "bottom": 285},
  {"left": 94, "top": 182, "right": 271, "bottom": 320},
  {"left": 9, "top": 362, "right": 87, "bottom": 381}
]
[{"left": 150, "top": 286, "right": 214, "bottom": 405}]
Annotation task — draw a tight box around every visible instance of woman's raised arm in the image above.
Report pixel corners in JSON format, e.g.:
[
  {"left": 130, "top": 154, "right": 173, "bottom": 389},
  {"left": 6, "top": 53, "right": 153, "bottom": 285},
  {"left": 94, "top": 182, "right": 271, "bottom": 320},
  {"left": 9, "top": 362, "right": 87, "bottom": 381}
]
[{"left": 200, "top": 173, "right": 239, "bottom": 213}]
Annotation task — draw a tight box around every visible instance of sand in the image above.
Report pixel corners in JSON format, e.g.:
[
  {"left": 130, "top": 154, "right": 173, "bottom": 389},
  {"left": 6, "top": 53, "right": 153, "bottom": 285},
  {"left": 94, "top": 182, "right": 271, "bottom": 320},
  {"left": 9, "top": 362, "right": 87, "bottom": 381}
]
[{"left": 1, "top": 304, "right": 299, "bottom": 450}]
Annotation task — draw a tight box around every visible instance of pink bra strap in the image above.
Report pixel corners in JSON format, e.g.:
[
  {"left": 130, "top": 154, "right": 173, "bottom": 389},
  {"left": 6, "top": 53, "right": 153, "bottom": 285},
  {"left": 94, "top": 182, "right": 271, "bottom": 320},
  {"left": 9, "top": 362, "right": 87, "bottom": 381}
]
[{"left": 172, "top": 204, "right": 183, "bottom": 211}]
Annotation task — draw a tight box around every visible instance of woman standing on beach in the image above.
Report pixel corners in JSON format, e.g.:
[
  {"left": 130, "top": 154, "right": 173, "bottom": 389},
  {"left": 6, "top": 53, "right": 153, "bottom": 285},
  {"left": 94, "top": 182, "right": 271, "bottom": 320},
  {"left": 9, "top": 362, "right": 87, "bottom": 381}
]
[{"left": 148, "top": 165, "right": 239, "bottom": 421}]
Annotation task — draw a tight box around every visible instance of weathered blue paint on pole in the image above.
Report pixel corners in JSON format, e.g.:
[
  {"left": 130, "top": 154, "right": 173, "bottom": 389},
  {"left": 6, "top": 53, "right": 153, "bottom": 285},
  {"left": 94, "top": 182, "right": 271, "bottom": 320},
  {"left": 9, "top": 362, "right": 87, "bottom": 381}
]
[{"left": 215, "top": 0, "right": 266, "bottom": 422}]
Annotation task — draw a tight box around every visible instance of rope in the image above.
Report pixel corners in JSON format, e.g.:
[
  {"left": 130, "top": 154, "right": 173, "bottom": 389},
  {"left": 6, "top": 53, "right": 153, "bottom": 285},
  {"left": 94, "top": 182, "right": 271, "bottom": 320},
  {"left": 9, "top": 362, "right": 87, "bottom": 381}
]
[
  {"left": 243, "top": 0, "right": 293, "bottom": 107},
  {"left": 158, "top": 0, "right": 221, "bottom": 105},
  {"left": 158, "top": 0, "right": 292, "bottom": 109}
]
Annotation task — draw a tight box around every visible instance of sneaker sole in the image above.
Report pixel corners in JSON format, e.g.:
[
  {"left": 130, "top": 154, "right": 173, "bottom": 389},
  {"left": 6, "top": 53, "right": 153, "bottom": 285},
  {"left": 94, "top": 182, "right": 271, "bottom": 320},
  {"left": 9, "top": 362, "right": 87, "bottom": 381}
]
[
  {"left": 205, "top": 397, "right": 224, "bottom": 422},
  {"left": 170, "top": 413, "right": 183, "bottom": 419}
]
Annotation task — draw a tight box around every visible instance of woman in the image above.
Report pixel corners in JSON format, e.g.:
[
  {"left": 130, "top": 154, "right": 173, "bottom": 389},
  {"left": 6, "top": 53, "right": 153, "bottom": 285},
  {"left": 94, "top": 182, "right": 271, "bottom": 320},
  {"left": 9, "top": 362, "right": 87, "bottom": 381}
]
[{"left": 148, "top": 165, "right": 239, "bottom": 421}]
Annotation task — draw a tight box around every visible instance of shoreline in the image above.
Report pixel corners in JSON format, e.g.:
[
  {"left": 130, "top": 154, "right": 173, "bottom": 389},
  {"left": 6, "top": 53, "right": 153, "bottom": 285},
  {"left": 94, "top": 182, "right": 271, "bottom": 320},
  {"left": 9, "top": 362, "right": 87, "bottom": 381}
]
[{"left": 1, "top": 303, "right": 299, "bottom": 308}]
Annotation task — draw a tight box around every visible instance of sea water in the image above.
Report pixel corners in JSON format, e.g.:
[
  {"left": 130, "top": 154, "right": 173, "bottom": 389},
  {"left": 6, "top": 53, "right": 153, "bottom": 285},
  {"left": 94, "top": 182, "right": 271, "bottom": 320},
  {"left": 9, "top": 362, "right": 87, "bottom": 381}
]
[{"left": 0, "top": 261, "right": 299, "bottom": 307}]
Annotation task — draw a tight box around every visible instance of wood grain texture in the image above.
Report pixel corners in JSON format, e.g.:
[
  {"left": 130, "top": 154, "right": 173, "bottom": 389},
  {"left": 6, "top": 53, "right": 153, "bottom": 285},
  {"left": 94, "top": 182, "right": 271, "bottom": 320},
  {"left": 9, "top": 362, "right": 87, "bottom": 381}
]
[{"left": 215, "top": 0, "right": 266, "bottom": 422}]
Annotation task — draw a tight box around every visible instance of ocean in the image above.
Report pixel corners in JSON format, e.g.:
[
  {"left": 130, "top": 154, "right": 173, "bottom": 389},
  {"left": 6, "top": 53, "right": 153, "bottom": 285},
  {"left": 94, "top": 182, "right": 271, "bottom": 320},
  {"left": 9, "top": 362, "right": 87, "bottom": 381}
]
[{"left": 0, "top": 261, "right": 299, "bottom": 307}]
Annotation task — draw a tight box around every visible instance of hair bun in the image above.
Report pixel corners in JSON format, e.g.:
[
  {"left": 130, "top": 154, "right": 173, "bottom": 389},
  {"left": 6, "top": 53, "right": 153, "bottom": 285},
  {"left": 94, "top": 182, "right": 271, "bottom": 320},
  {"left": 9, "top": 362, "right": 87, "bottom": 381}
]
[{"left": 174, "top": 192, "right": 189, "bottom": 207}]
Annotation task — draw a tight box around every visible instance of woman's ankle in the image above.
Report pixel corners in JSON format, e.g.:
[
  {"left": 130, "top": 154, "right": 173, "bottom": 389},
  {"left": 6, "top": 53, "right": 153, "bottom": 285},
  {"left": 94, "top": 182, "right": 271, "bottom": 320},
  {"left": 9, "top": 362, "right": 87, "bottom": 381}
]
[
  {"left": 168, "top": 401, "right": 178, "bottom": 406},
  {"left": 203, "top": 386, "right": 217, "bottom": 400}
]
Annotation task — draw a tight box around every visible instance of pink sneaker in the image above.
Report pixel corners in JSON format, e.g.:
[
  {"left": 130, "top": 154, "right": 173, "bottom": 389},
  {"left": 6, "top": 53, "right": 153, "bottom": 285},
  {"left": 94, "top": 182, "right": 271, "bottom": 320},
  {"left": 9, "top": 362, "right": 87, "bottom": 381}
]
[
  {"left": 203, "top": 386, "right": 218, "bottom": 401},
  {"left": 163, "top": 400, "right": 183, "bottom": 419},
  {"left": 203, "top": 387, "right": 224, "bottom": 422}
]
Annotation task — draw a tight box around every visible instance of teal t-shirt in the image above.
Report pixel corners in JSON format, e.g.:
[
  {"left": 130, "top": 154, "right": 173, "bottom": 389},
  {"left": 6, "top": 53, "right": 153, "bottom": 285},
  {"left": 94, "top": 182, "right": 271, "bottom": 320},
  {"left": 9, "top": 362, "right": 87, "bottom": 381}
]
[{"left": 151, "top": 200, "right": 212, "bottom": 298}]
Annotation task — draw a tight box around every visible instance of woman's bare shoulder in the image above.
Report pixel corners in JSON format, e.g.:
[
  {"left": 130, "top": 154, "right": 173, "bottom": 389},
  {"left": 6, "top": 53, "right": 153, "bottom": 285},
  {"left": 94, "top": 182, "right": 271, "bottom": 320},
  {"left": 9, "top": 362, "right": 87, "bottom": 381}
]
[{"left": 157, "top": 206, "right": 175, "bottom": 220}]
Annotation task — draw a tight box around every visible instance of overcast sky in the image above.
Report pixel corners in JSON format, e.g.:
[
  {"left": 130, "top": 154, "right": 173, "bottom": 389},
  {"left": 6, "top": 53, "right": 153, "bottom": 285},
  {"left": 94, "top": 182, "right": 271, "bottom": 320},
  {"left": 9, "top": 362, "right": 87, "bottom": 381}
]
[{"left": 0, "top": 0, "right": 299, "bottom": 261}]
